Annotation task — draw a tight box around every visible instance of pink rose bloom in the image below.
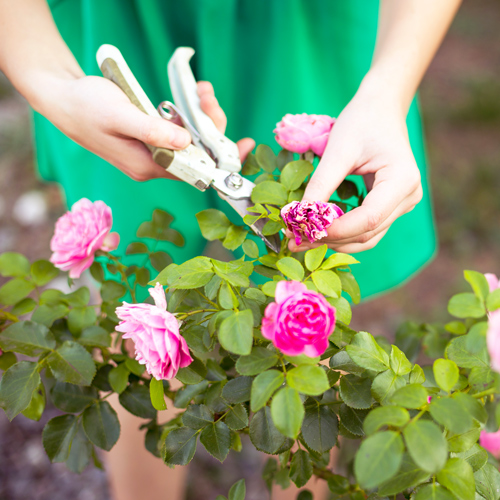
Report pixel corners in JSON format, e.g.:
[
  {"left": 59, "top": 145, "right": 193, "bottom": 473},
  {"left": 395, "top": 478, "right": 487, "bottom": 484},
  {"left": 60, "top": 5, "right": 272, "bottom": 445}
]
[
  {"left": 485, "top": 273, "right": 500, "bottom": 292},
  {"left": 262, "top": 281, "right": 336, "bottom": 357},
  {"left": 480, "top": 429, "right": 500, "bottom": 457},
  {"left": 50, "top": 198, "right": 119, "bottom": 279},
  {"left": 115, "top": 283, "right": 193, "bottom": 380},
  {"left": 281, "top": 200, "right": 344, "bottom": 245},
  {"left": 274, "top": 113, "right": 335, "bottom": 157},
  {"left": 487, "top": 310, "right": 500, "bottom": 373}
]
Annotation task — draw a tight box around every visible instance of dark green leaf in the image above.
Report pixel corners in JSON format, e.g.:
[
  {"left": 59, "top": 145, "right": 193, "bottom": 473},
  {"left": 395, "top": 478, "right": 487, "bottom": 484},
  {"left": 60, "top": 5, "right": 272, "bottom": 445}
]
[
  {"left": 225, "top": 404, "right": 248, "bottom": 431},
  {"left": 255, "top": 144, "right": 277, "bottom": 173},
  {"left": 301, "top": 404, "right": 338, "bottom": 453},
  {"left": 21, "top": 382, "right": 45, "bottom": 421},
  {"left": 82, "top": 401, "right": 120, "bottom": 451},
  {"left": 196, "top": 209, "right": 231, "bottom": 241},
  {"left": 31, "top": 303, "right": 69, "bottom": 327},
  {"left": 404, "top": 420, "right": 448, "bottom": 473},
  {"left": 11, "top": 297, "right": 37, "bottom": 316},
  {"left": 336, "top": 180, "right": 358, "bottom": 200},
  {"left": 176, "top": 357, "right": 207, "bottom": 385},
  {"left": 150, "top": 251, "right": 173, "bottom": 272},
  {"left": 109, "top": 363, "right": 129, "bottom": 394},
  {"left": 0, "top": 320, "right": 55, "bottom": 356},
  {"left": 63, "top": 287, "right": 90, "bottom": 307},
  {"left": 163, "top": 427, "right": 198, "bottom": 465},
  {"left": 287, "top": 365, "right": 329, "bottom": 396},
  {"left": 66, "top": 419, "right": 92, "bottom": 473},
  {"left": 228, "top": 478, "right": 246, "bottom": 500},
  {"left": 339, "top": 404, "right": 368, "bottom": 436},
  {"left": 378, "top": 453, "right": 430, "bottom": 496},
  {"left": 0, "top": 351, "right": 16, "bottom": 371},
  {"left": 354, "top": 431, "right": 404, "bottom": 489},
  {"left": 251, "top": 369, "right": 284, "bottom": 412},
  {"left": 119, "top": 384, "right": 156, "bottom": 419},
  {"left": 126, "top": 242, "right": 149, "bottom": 255},
  {"left": 79, "top": 325, "right": 111, "bottom": 348},
  {"left": 89, "top": 262, "right": 104, "bottom": 283},
  {"left": 100, "top": 281, "right": 126, "bottom": 302},
  {"left": 200, "top": 421, "right": 231, "bottom": 462},
  {"left": 249, "top": 407, "right": 286, "bottom": 454},
  {"left": 47, "top": 341, "right": 96, "bottom": 386},
  {"left": 289, "top": 449, "right": 313, "bottom": 488},
  {"left": 50, "top": 382, "right": 98, "bottom": 413},
  {"left": 242, "top": 152, "right": 260, "bottom": 175},
  {"left": 42, "top": 414, "right": 78, "bottom": 462},
  {"left": 339, "top": 375, "right": 373, "bottom": 409},
  {"left": 236, "top": 347, "right": 278, "bottom": 376},
  {"left": 222, "top": 376, "right": 252, "bottom": 404},
  {"left": 437, "top": 457, "right": 475, "bottom": 500},
  {"left": 277, "top": 149, "right": 294, "bottom": 170},
  {"left": 182, "top": 404, "right": 214, "bottom": 429},
  {"left": 218, "top": 309, "right": 253, "bottom": 355},
  {"left": 67, "top": 306, "right": 97, "bottom": 334}
]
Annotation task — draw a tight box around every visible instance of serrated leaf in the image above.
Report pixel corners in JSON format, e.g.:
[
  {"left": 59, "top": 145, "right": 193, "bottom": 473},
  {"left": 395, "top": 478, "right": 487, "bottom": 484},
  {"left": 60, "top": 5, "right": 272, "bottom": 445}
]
[
  {"left": 0, "top": 320, "right": 56, "bottom": 356},
  {"left": 371, "top": 370, "right": 406, "bottom": 404},
  {"left": 301, "top": 404, "right": 338, "bottom": 453},
  {"left": 47, "top": 341, "right": 96, "bottom": 386},
  {"left": 82, "top": 401, "right": 120, "bottom": 451},
  {"left": 196, "top": 209, "right": 231, "bottom": 241},
  {"left": 413, "top": 483, "right": 456, "bottom": 500},
  {"left": 339, "top": 375, "right": 373, "bottom": 409},
  {"left": 251, "top": 181, "right": 288, "bottom": 206},
  {"left": 200, "top": 421, "right": 231, "bottom": 462},
  {"left": 225, "top": 404, "right": 248, "bottom": 431},
  {"left": 249, "top": 407, "right": 286, "bottom": 454},
  {"left": 271, "top": 387, "right": 304, "bottom": 439},
  {"left": 163, "top": 427, "right": 198, "bottom": 466},
  {"left": 289, "top": 449, "right": 313, "bottom": 488},
  {"left": 339, "top": 404, "right": 368, "bottom": 437},
  {"left": 119, "top": 384, "right": 156, "bottom": 419},
  {"left": 474, "top": 463, "right": 500, "bottom": 500},
  {"left": 182, "top": 404, "right": 214, "bottom": 429},
  {"left": 346, "top": 331, "right": 390, "bottom": 372},
  {"left": 251, "top": 369, "right": 284, "bottom": 412},
  {"left": 378, "top": 453, "right": 430, "bottom": 496},
  {"left": 236, "top": 347, "right": 278, "bottom": 376},
  {"left": 276, "top": 257, "right": 304, "bottom": 281},
  {"left": 321, "top": 253, "right": 359, "bottom": 270},
  {"left": 311, "top": 270, "right": 341, "bottom": 298},
  {"left": 430, "top": 398, "right": 473, "bottom": 434},
  {"left": 50, "top": 382, "right": 98, "bottom": 413},
  {"left": 390, "top": 345, "right": 412, "bottom": 375},
  {"left": 42, "top": 414, "right": 78, "bottom": 462}
]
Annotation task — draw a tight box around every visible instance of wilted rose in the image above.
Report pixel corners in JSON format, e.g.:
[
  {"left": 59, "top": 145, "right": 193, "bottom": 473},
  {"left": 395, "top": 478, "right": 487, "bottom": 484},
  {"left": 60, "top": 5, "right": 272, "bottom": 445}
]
[
  {"left": 262, "top": 280, "right": 336, "bottom": 357},
  {"left": 115, "top": 283, "right": 193, "bottom": 380},
  {"left": 50, "top": 198, "right": 119, "bottom": 279},
  {"left": 274, "top": 113, "right": 335, "bottom": 156},
  {"left": 281, "top": 200, "right": 343, "bottom": 245}
]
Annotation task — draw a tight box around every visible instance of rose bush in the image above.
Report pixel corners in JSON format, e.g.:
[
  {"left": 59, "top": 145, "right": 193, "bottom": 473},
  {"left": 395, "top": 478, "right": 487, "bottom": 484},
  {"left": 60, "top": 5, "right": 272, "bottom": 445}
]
[{"left": 1, "top": 131, "right": 500, "bottom": 500}]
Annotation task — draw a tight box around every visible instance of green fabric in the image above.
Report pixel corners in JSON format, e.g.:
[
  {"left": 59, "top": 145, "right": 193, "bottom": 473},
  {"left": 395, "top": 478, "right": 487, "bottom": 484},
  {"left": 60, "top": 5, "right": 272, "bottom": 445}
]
[{"left": 34, "top": 0, "right": 437, "bottom": 300}]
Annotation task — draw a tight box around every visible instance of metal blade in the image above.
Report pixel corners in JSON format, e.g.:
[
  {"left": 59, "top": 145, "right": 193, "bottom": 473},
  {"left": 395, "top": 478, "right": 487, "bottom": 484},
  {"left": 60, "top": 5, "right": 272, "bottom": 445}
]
[{"left": 219, "top": 195, "right": 281, "bottom": 253}]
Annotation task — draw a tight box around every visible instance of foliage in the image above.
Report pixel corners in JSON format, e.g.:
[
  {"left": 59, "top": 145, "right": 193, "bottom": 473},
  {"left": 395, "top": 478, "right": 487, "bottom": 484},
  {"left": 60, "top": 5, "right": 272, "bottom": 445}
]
[{"left": 0, "top": 146, "right": 499, "bottom": 499}]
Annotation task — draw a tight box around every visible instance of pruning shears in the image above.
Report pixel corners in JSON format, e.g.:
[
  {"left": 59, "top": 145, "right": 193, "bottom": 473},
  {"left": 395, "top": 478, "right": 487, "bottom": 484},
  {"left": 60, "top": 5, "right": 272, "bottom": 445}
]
[{"left": 96, "top": 44, "right": 281, "bottom": 253}]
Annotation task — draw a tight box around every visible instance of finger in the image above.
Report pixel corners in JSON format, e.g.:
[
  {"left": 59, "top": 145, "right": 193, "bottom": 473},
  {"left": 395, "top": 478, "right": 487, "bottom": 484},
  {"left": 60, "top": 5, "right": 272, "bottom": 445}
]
[
  {"left": 302, "top": 139, "right": 356, "bottom": 202},
  {"left": 236, "top": 138, "right": 255, "bottom": 162},
  {"left": 111, "top": 101, "right": 191, "bottom": 149},
  {"left": 198, "top": 81, "right": 227, "bottom": 133}
]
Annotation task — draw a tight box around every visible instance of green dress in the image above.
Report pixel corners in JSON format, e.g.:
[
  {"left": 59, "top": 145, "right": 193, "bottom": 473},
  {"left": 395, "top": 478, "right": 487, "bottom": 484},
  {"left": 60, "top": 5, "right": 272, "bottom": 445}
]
[{"left": 35, "top": 0, "right": 436, "bottom": 300}]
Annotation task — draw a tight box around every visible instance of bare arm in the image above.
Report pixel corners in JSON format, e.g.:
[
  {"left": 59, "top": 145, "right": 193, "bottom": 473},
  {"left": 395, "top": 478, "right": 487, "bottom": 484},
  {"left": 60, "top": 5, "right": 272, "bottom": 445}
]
[
  {"left": 294, "top": 0, "right": 462, "bottom": 253},
  {"left": 0, "top": 0, "right": 254, "bottom": 182}
]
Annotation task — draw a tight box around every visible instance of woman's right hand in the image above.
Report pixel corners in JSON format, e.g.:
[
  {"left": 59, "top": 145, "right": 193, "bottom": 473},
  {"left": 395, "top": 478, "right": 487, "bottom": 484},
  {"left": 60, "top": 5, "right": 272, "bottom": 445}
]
[{"left": 38, "top": 75, "right": 255, "bottom": 182}]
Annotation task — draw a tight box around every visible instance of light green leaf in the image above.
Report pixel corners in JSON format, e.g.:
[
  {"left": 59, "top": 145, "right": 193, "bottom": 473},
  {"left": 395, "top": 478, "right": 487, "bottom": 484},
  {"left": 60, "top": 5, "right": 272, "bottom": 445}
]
[
  {"left": 287, "top": 365, "right": 329, "bottom": 396},
  {"left": 11, "top": 297, "right": 37, "bottom": 316},
  {"left": 487, "top": 289, "right": 500, "bottom": 312},
  {"left": 0, "top": 278, "right": 35, "bottom": 306},
  {"left": 464, "top": 270, "right": 490, "bottom": 303},
  {"left": 31, "top": 303, "right": 69, "bottom": 327},
  {"left": 223, "top": 225, "right": 248, "bottom": 251},
  {"left": 150, "top": 377, "right": 167, "bottom": 411},
  {"left": 321, "top": 253, "right": 359, "bottom": 270},
  {"left": 304, "top": 245, "right": 328, "bottom": 272},
  {"left": 280, "top": 160, "right": 314, "bottom": 191},
  {"left": 31, "top": 260, "right": 59, "bottom": 286},
  {"left": 176, "top": 356, "right": 207, "bottom": 385},
  {"left": 363, "top": 406, "right": 410, "bottom": 435},
  {"left": 242, "top": 239, "right": 259, "bottom": 259},
  {"left": 346, "top": 331, "right": 390, "bottom": 372},
  {"left": 448, "top": 293, "right": 486, "bottom": 319},
  {"left": 354, "top": 431, "right": 404, "bottom": 489},
  {"left": 251, "top": 181, "right": 289, "bottom": 206},
  {"left": 434, "top": 359, "right": 459, "bottom": 392},
  {"left": 403, "top": 420, "right": 448, "bottom": 473},
  {"left": 389, "top": 384, "right": 428, "bottom": 409},
  {"left": 413, "top": 484, "right": 457, "bottom": 500},
  {"left": 276, "top": 257, "right": 304, "bottom": 281},
  {"left": 474, "top": 463, "right": 500, "bottom": 500},
  {"left": 0, "top": 252, "right": 30, "bottom": 277},
  {"left": 378, "top": 453, "right": 430, "bottom": 496},
  {"left": 271, "top": 387, "right": 304, "bottom": 439},
  {"left": 255, "top": 144, "right": 278, "bottom": 173},
  {"left": 445, "top": 335, "right": 489, "bottom": 369},
  {"left": 409, "top": 364, "right": 426, "bottom": 384},
  {"left": 430, "top": 398, "right": 473, "bottom": 434},
  {"left": 371, "top": 370, "right": 406, "bottom": 404},
  {"left": 311, "top": 270, "right": 341, "bottom": 298},
  {"left": 453, "top": 444, "right": 488, "bottom": 472},
  {"left": 437, "top": 457, "right": 475, "bottom": 500},
  {"left": 159, "top": 257, "right": 214, "bottom": 289},
  {"left": 390, "top": 345, "right": 412, "bottom": 375},
  {"left": 251, "top": 369, "right": 285, "bottom": 412},
  {"left": 218, "top": 309, "right": 253, "bottom": 355},
  {"left": 338, "top": 271, "right": 361, "bottom": 304},
  {"left": 196, "top": 209, "right": 231, "bottom": 241}
]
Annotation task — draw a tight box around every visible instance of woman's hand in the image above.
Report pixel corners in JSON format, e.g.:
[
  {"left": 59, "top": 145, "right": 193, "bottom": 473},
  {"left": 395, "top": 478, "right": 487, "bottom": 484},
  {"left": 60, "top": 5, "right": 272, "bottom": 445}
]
[
  {"left": 288, "top": 78, "right": 423, "bottom": 254},
  {"left": 39, "top": 76, "right": 254, "bottom": 182}
]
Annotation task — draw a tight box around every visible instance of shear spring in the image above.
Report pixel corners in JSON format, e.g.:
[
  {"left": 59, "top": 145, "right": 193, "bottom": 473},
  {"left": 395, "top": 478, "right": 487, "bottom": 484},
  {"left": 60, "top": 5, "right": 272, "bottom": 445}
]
[{"left": 157, "top": 101, "right": 201, "bottom": 142}]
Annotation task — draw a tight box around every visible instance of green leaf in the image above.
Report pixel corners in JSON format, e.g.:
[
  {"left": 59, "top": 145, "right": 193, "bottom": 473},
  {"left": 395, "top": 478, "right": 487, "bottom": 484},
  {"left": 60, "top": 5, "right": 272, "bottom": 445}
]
[
  {"left": 126, "top": 241, "right": 149, "bottom": 255},
  {"left": 390, "top": 345, "right": 412, "bottom": 375},
  {"left": 338, "top": 404, "right": 367, "bottom": 437},
  {"left": 228, "top": 478, "right": 246, "bottom": 500},
  {"left": 363, "top": 406, "right": 410, "bottom": 435},
  {"left": 262, "top": 219, "right": 283, "bottom": 236},
  {"left": 474, "top": 463, "right": 500, "bottom": 500},
  {"left": 354, "top": 431, "right": 404, "bottom": 489},
  {"left": 30, "top": 260, "right": 58, "bottom": 286},
  {"left": 434, "top": 359, "right": 459, "bottom": 392},
  {"left": 276, "top": 257, "right": 304, "bottom": 281},
  {"left": 21, "top": 382, "right": 45, "bottom": 422},
  {"left": 100, "top": 280, "right": 126, "bottom": 302},
  {"left": 445, "top": 335, "right": 489, "bottom": 369},
  {"left": 409, "top": 364, "right": 426, "bottom": 384},
  {"left": 287, "top": 365, "right": 329, "bottom": 396},
  {"left": 157, "top": 257, "right": 214, "bottom": 289},
  {"left": 413, "top": 483, "right": 456, "bottom": 500},
  {"left": 212, "top": 259, "right": 252, "bottom": 287},
  {"left": 223, "top": 225, "right": 248, "bottom": 251},
  {"left": 242, "top": 152, "right": 260, "bottom": 175},
  {"left": 150, "top": 251, "right": 173, "bottom": 272},
  {"left": 0, "top": 351, "right": 16, "bottom": 371},
  {"left": 311, "top": 270, "right": 341, "bottom": 298},
  {"left": 304, "top": 245, "right": 328, "bottom": 273},
  {"left": 447, "top": 423, "right": 481, "bottom": 453},
  {"left": 11, "top": 297, "right": 37, "bottom": 316},
  {"left": 464, "top": 270, "right": 490, "bottom": 303},
  {"left": 225, "top": 404, "right": 249, "bottom": 431},
  {"left": 453, "top": 444, "right": 487, "bottom": 472},
  {"left": 218, "top": 280, "right": 237, "bottom": 309},
  {"left": 251, "top": 181, "right": 289, "bottom": 206},
  {"left": 66, "top": 419, "right": 92, "bottom": 473},
  {"left": 163, "top": 427, "right": 198, "bottom": 466},
  {"left": 63, "top": 287, "right": 90, "bottom": 306},
  {"left": 338, "top": 271, "right": 361, "bottom": 304},
  {"left": 430, "top": 398, "right": 473, "bottom": 434},
  {"left": 150, "top": 377, "right": 167, "bottom": 411},
  {"left": 79, "top": 326, "right": 111, "bottom": 348},
  {"left": 200, "top": 421, "right": 231, "bottom": 462},
  {"left": 82, "top": 401, "right": 120, "bottom": 451},
  {"left": 31, "top": 303, "right": 69, "bottom": 327},
  {"left": 321, "top": 253, "right": 359, "bottom": 270},
  {"left": 176, "top": 357, "right": 207, "bottom": 385},
  {"left": 346, "top": 331, "right": 390, "bottom": 372},
  {"left": 255, "top": 144, "right": 278, "bottom": 172},
  {"left": 371, "top": 370, "right": 406, "bottom": 404},
  {"left": 50, "top": 382, "right": 98, "bottom": 413},
  {"left": 236, "top": 347, "right": 278, "bottom": 376},
  {"left": 89, "top": 261, "right": 104, "bottom": 282},
  {"left": 196, "top": 209, "right": 231, "bottom": 241},
  {"left": 67, "top": 306, "right": 97, "bottom": 334},
  {"left": 437, "top": 457, "right": 475, "bottom": 500},
  {"left": 119, "top": 384, "right": 156, "bottom": 419},
  {"left": 251, "top": 369, "right": 284, "bottom": 412},
  {"left": 289, "top": 449, "right": 313, "bottom": 488},
  {"left": 378, "top": 453, "right": 430, "bottom": 496},
  {"left": 0, "top": 278, "right": 35, "bottom": 305},
  {"left": 336, "top": 180, "right": 358, "bottom": 200},
  {"left": 403, "top": 420, "right": 448, "bottom": 473},
  {"left": 448, "top": 293, "right": 486, "bottom": 318},
  {"left": 222, "top": 376, "right": 252, "bottom": 404},
  {"left": 0, "top": 252, "right": 30, "bottom": 277},
  {"left": 182, "top": 404, "right": 214, "bottom": 429},
  {"left": 242, "top": 240, "right": 259, "bottom": 259},
  {"left": 280, "top": 160, "right": 314, "bottom": 191},
  {"left": 42, "top": 414, "right": 78, "bottom": 462},
  {"left": 108, "top": 363, "right": 129, "bottom": 394},
  {"left": 47, "top": 341, "right": 96, "bottom": 386},
  {"left": 301, "top": 404, "right": 338, "bottom": 453},
  {"left": 453, "top": 392, "right": 487, "bottom": 424},
  {"left": 0, "top": 320, "right": 55, "bottom": 356},
  {"left": 218, "top": 309, "right": 253, "bottom": 355},
  {"left": 487, "top": 289, "right": 500, "bottom": 312},
  {"left": 271, "top": 387, "right": 304, "bottom": 439},
  {"left": 277, "top": 149, "right": 294, "bottom": 170},
  {"left": 249, "top": 407, "right": 286, "bottom": 454},
  {"left": 389, "top": 384, "right": 428, "bottom": 409},
  {"left": 339, "top": 375, "right": 373, "bottom": 409}
]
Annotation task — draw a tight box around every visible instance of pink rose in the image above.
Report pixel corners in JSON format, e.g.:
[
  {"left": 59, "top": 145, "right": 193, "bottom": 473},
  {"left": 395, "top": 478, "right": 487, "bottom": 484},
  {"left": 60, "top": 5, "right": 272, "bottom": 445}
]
[
  {"left": 281, "top": 200, "right": 344, "bottom": 245},
  {"left": 262, "top": 281, "right": 336, "bottom": 357},
  {"left": 50, "top": 198, "right": 119, "bottom": 279},
  {"left": 274, "top": 113, "right": 335, "bottom": 157},
  {"left": 115, "top": 283, "right": 193, "bottom": 380},
  {"left": 480, "top": 429, "right": 500, "bottom": 457},
  {"left": 487, "top": 310, "right": 500, "bottom": 373},
  {"left": 486, "top": 273, "right": 500, "bottom": 292}
]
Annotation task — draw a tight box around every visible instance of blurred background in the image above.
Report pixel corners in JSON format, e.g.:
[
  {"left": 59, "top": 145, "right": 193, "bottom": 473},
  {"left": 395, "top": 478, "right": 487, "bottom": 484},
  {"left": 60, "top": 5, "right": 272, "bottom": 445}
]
[{"left": 0, "top": 0, "right": 499, "bottom": 498}]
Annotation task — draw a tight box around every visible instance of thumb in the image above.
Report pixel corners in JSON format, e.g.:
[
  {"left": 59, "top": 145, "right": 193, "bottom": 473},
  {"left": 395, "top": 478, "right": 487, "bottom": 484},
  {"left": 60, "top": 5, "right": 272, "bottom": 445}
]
[
  {"left": 114, "top": 101, "right": 192, "bottom": 150},
  {"left": 302, "top": 145, "right": 354, "bottom": 203}
]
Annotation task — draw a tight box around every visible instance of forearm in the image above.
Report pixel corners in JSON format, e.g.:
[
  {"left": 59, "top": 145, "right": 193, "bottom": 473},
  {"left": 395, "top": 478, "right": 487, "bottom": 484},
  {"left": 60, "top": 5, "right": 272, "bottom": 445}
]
[
  {"left": 0, "top": 0, "right": 83, "bottom": 113},
  {"left": 361, "top": 0, "right": 462, "bottom": 115}
]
